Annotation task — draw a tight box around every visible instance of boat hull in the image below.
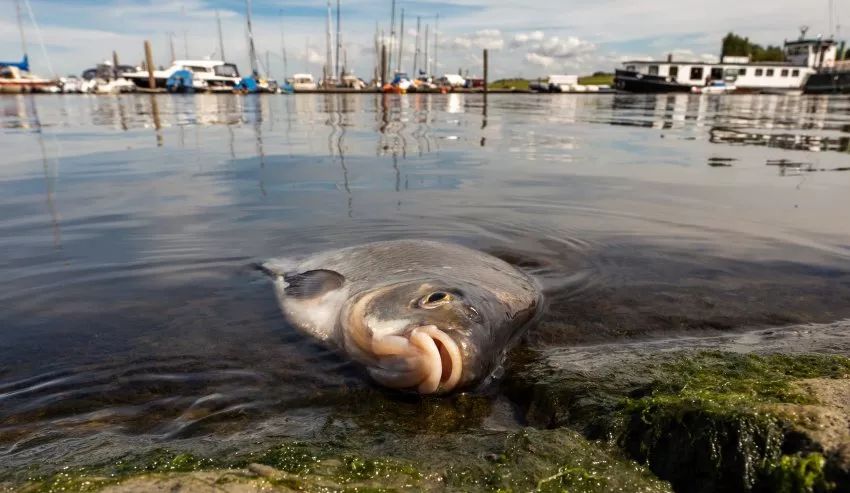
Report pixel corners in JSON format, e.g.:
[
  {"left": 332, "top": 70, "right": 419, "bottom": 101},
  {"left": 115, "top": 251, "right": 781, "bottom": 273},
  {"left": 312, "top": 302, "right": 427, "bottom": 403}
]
[
  {"left": 614, "top": 69, "right": 692, "bottom": 93},
  {"left": 126, "top": 75, "right": 168, "bottom": 90},
  {"left": 0, "top": 80, "right": 55, "bottom": 93},
  {"left": 803, "top": 72, "right": 850, "bottom": 94}
]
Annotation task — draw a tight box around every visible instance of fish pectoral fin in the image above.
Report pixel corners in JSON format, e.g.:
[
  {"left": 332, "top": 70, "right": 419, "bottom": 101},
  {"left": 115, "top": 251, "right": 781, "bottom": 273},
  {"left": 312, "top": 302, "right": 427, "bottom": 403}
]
[
  {"left": 283, "top": 269, "right": 346, "bottom": 299},
  {"left": 257, "top": 258, "right": 298, "bottom": 278}
]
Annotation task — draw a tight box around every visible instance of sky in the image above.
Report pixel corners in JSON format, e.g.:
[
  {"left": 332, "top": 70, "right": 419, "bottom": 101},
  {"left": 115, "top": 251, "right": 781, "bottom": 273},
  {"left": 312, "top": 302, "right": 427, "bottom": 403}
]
[{"left": 0, "top": 0, "right": 843, "bottom": 80}]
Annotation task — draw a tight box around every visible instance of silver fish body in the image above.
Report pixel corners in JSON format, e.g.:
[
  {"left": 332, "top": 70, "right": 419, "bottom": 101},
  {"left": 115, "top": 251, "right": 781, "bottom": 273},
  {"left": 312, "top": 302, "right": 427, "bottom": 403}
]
[{"left": 262, "top": 240, "right": 542, "bottom": 394}]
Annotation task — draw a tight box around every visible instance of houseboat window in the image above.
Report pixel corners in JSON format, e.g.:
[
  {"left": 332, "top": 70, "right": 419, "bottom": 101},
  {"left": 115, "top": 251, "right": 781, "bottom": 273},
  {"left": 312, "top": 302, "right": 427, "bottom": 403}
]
[
  {"left": 690, "top": 67, "right": 703, "bottom": 80},
  {"left": 781, "top": 69, "right": 789, "bottom": 76},
  {"left": 755, "top": 68, "right": 764, "bottom": 76},
  {"left": 738, "top": 68, "right": 746, "bottom": 75},
  {"left": 792, "top": 69, "right": 800, "bottom": 76},
  {"left": 215, "top": 64, "right": 239, "bottom": 77},
  {"left": 710, "top": 68, "right": 723, "bottom": 80},
  {"left": 669, "top": 66, "right": 679, "bottom": 78},
  {"left": 766, "top": 69, "right": 774, "bottom": 76},
  {"left": 626, "top": 65, "right": 636, "bottom": 71},
  {"left": 648, "top": 65, "right": 659, "bottom": 75}
]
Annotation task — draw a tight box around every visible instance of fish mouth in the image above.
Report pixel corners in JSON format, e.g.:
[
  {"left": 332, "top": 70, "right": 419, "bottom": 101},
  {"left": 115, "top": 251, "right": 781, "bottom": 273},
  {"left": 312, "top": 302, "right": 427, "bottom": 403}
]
[{"left": 366, "top": 325, "right": 463, "bottom": 394}]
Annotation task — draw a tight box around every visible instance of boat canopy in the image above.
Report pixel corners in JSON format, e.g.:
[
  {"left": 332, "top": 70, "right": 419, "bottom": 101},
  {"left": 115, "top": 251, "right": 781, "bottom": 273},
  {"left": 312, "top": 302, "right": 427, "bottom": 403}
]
[{"left": 0, "top": 55, "right": 29, "bottom": 72}]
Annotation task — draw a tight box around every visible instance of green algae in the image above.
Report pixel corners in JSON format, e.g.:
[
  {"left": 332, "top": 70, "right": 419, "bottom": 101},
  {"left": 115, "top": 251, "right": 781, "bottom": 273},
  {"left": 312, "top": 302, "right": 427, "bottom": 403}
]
[
  {"left": 12, "top": 350, "right": 849, "bottom": 493},
  {"left": 760, "top": 453, "right": 832, "bottom": 493},
  {"left": 11, "top": 428, "right": 670, "bottom": 493},
  {"left": 505, "top": 349, "right": 850, "bottom": 493},
  {"left": 441, "top": 428, "right": 670, "bottom": 492}
]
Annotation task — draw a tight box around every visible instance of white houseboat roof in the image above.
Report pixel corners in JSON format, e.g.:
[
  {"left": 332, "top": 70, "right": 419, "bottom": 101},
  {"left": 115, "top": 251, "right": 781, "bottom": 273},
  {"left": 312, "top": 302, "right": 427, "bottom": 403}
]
[
  {"left": 622, "top": 59, "right": 808, "bottom": 67},
  {"left": 783, "top": 37, "right": 837, "bottom": 46},
  {"left": 172, "top": 59, "right": 229, "bottom": 68}
]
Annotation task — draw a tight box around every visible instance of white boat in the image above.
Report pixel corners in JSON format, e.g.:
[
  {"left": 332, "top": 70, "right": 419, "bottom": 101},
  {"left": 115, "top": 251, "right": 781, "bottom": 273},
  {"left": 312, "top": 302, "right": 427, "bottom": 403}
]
[
  {"left": 59, "top": 75, "right": 84, "bottom": 93},
  {"left": 80, "top": 62, "right": 137, "bottom": 93},
  {"left": 691, "top": 80, "right": 737, "bottom": 94},
  {"left": 0, "top": 65, "right": 55, "bottom": 93},
  {"left": 123, "top": 59, "right": 241, "bottom": 92},
  {"left": 438, "top": 73, "right": 465, "bottom": 88},
  {"left": 615, "top": 30, "right": 839, "bottom": 93},
  {"left": 289, "top": 73, "right": 317, "bottom": 91}
]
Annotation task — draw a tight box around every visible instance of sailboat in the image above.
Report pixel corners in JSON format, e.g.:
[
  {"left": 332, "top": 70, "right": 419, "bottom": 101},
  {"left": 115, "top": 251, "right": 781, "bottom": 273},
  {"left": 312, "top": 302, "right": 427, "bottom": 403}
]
[
  {"left": 1, "top": 1, "right": 56, "bottom": 93},
  {"left": 234, "top": 0, "right": 279, "bottom": 93},
  {"left": 0, "top": 55, "right": 54, "bottom": 93}
]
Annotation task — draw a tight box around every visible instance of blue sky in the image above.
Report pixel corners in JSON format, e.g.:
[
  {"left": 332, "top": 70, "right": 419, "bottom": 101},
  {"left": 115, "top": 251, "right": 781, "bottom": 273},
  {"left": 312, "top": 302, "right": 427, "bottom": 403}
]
[{"left": 1, "top": 0, "right": 841, "bottom": 79}]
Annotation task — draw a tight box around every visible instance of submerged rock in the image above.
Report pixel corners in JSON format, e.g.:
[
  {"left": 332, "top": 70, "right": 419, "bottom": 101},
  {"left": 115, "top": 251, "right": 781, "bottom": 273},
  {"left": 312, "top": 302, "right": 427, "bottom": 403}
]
[
  {"left": 504, "top": 333, "right": 850, "bottom": 493},
  {"left": 11, "top": 428, "right": 669, "bottom": 492}
]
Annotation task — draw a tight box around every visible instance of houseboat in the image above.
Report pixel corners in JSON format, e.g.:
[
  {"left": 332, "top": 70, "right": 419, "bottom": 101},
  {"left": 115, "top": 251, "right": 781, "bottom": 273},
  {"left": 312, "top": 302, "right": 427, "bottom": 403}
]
[{"left": 615, "top": 33, "right": 838, "bottom": 94}]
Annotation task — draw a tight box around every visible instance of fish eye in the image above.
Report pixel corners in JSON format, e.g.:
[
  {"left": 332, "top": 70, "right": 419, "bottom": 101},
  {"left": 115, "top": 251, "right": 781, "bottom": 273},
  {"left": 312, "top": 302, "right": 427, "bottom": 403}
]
[{"left": 419, "top": 291, "right": 453, "bottom": 307}]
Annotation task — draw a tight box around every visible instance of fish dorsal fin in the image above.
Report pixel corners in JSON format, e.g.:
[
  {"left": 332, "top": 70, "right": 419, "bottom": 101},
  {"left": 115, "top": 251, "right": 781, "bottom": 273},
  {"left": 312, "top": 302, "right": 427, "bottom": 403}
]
[{"left": 284, "top": 269, "right": 345, "bottom": 299}]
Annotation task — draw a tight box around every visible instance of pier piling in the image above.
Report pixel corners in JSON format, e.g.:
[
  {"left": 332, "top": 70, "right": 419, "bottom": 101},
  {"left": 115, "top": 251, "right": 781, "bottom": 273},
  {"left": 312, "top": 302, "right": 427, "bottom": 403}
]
[
  {"left": 143, "top": 41, "right": 156, "bottom": 90},
  {"left": 112, "top": 51, "right": 120, "bottom": 81},
  {"left": 483, "top": 49, "right": 489, "bottom": 95}
]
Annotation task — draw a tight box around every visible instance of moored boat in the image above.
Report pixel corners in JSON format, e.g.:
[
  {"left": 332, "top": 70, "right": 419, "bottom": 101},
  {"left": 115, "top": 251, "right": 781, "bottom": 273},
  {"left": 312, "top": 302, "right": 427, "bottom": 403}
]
[
  {"left": 615, "top": 31, "right": 837, "bottom": 94},
  {"left": 0, "top": 57, "right": 55, "bottom": 93},
  {"left": 383, "top": 72, "right": 412, "bottom": 93},
  {"left": 691, "top": 80, "right": 737, "bottom": 94},
  {"left": 289, "top": 73, "right": 318, "bottom": 91},
  {"left": 123, "top": 59, "right": 241, "bottom": 92}
]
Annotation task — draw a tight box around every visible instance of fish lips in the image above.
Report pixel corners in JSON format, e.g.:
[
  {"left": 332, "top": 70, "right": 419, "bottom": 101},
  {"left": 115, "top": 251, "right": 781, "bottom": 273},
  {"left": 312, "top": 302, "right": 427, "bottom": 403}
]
[{"left": 366, "top": 324, "right": 464, "bottom": 394}]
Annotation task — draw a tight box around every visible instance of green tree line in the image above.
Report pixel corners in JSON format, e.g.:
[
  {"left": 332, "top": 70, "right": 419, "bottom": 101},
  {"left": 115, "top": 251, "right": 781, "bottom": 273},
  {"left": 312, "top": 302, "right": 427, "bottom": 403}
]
[{"left": 721, "top": 33, "right": 785, "bottom": 61}]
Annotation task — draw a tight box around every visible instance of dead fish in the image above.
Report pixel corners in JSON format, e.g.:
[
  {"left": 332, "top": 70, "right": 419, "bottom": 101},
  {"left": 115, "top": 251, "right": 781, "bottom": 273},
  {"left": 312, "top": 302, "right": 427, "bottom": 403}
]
[{"left": 260, "top": 240, "right": 542, "bottom": 394}]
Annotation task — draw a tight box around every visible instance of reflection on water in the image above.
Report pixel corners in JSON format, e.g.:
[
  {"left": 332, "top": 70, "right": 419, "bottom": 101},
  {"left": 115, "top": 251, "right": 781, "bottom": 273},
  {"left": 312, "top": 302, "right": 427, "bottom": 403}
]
[{"left": 1, "top": 92, "right": 850, "bottom": 472}]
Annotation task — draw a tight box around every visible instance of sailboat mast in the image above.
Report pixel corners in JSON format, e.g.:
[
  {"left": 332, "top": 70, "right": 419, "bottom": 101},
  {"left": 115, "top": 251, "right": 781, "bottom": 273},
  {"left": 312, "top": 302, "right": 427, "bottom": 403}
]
[
  {"left": 335, "top": 0, "right": 341, "bottom": 79},
  {"left": 15, "top": 0, "right": 28, "bottom": 57},
  {"left": 413, "top": 16, "right": 420, "bottom": 75},
  {"left": 388, "top": 0, "right": 395, "bottom": 77},
  {"left": 245, "top": 0, "right": 258, "bottom": 76},
  {"left": 216, "top": 10, "right": 226, "bottom": 60},
  {"left": 325, "top": 0, "right": 333, "bottom": 84},
  {"left": 374, "top": 22, "right": 379, "bottom": 82},
  {"left": 397, "top": 8, "right": 404, "bottom": 73},
  {"left": 280, "top": 13, "right": 288, "bottom": 79},
  {"left": 434, "top": 14, "right": 439, "bottom": 76},
  {"left": 168, "top": 32, "right": 176, "bottom": 63},
  {"left": 424, "top": 24, "right": 429, "bottom": 76}
]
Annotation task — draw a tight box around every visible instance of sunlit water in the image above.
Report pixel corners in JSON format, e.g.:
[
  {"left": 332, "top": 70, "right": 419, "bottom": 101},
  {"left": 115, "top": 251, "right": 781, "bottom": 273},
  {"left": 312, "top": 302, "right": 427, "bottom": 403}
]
[{"left": 1, "top": 93, "right": 850, "bottom": 470}]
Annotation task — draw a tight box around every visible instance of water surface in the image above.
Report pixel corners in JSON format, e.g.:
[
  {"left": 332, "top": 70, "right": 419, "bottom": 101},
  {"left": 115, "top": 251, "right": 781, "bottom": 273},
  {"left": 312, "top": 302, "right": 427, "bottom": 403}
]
[{"left": 2, "top": 93, "right": 850, "bottom": 470}]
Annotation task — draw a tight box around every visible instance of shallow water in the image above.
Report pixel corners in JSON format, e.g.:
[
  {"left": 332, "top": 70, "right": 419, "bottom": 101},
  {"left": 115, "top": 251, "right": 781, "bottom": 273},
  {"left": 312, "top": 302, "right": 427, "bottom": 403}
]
[{"left": 1, "top": 93, "right": 850, "bottom": 471}]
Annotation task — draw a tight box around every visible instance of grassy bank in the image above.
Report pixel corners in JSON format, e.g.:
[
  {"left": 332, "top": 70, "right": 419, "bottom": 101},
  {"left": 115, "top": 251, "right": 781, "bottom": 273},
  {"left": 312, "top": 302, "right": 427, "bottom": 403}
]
[{"left": 488, "top": 73, "right": 614, "bottom": 90}]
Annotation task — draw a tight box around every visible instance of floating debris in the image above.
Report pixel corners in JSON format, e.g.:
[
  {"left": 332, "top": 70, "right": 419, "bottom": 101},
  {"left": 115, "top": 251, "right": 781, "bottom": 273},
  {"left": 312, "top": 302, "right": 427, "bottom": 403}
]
[
  {"left": 707, "top": 157, "right": 736, "bottom": 167},
  {"left": 766, "top": 159, "right": 850, "bottom": 175}
]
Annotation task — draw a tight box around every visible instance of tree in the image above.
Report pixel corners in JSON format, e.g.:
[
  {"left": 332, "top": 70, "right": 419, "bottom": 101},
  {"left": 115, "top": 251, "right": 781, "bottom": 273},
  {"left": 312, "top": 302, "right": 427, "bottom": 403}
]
[{"left": 721, "top": 32, "right": 785, "bottom": 62}]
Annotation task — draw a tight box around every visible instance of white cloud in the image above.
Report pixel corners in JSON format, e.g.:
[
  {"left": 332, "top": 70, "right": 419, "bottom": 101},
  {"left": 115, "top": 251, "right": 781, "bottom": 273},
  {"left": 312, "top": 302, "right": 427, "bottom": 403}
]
[
  {"left": 447, "top": 29, "right": 504, "bottom": 51},
  {"left": 0, "top": 0, "right": 837, "bottom": 81},
  {"left": 531, "top": 36, "right": 596, "bottom": 59},
  {"left": 525, "top": 52, "right": 554, "bottom": 67}
]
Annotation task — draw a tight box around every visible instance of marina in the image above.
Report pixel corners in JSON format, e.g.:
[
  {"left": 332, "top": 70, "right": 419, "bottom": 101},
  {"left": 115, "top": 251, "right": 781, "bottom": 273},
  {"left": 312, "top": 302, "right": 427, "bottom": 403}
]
[
  {"left": 4, "top": 0, "right": 850, "bottom": 491},
  {"left": 5, "top": 0, "right": 850, "bottom": 97}
]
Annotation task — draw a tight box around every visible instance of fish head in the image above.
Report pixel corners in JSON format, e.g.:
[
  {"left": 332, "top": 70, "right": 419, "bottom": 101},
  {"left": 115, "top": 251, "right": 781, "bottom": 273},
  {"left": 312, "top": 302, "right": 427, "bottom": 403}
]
[{"left": 339, "top": 277, "right": 538, "bottom": 394}]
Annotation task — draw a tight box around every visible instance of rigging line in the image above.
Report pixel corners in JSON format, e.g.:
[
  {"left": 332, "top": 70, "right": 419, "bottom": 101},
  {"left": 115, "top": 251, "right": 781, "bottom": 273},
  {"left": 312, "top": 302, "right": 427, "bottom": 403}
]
[{"left": 22, "top": 0, "right": 55, "bottom": 76}]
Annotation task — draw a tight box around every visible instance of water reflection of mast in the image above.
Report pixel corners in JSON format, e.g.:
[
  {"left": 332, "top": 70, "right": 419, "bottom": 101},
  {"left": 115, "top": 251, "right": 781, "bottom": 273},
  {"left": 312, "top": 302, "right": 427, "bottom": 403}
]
[
  {"left": 334, "top": 96, "right": 353, "bottom": 217},
  {"left": 26, "top": 95, "right": 63, "bottom": 250},
  {"left": 252, "top": 115, "right": 267, "bottom": 198}
]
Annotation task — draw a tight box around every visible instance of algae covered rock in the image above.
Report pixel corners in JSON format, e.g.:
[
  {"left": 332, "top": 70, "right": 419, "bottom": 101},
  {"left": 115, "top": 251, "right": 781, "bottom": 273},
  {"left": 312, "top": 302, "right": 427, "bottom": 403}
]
[
  {"left": 504, "top": 345, "right": 850, "bottom": 493},
  {"left": 12, "top": 428, "right": 670, "bottom": 493}
]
